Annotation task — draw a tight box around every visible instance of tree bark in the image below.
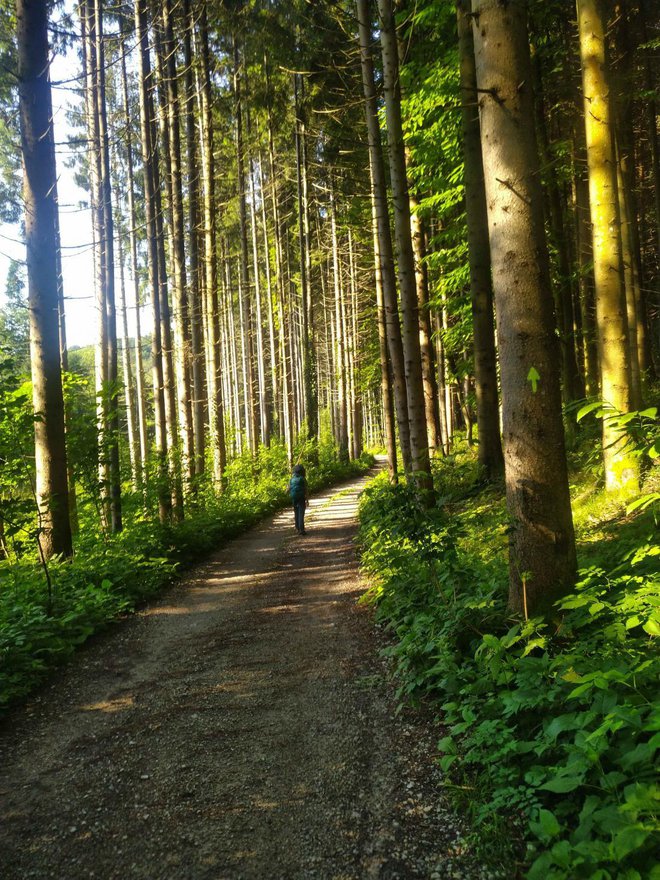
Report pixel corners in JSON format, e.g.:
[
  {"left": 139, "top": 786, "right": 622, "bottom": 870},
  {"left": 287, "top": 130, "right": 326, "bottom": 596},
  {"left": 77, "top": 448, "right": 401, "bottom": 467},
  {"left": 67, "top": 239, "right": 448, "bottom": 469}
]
[
  {"left": 233, "top": 36, "right": 258, "bottom": 455},
  {"left": 294, "top": 73, "right": 318, "bottom": 445},
  {"left": 473, "top": 0, "right": 576, "bottom": 613},
  {"left": 120, "top": 42, "right": 149, "bottom": 487},
  {"left": 532, "top": 54, "right": 582, "bottom": 406},
  {"left": 159, "top": 0, "right": 195, "bottom": 488},
  {"left": 183, "top": 0, "right": 206, "bottom": 477},
  {"left": 457, "top": 0, "right": 504, "bottom": 478},
  {"left": 115, "top": 191, "right": 141, "bottom": 491},
  {"left": 80, "top": 0, "right": 109, "bottom": 528},
  {"left": 330, "top": 189, "right": 349, "bottom": 463},
  {"left": 150, "top": 6, "right": 183, "bottom": 521},
  {"left": 17, "top": 0, "right": 73, "bottom": 558},
  {"left": 573, "top": 155, "right": 600, "bottom": 396},
  {"left": 135, "top": 0, "right": 170, "bottom": 521},
  {"left": 377, "top": 0, "right": 432, "bottom": 496},
  {"left": 94, "top": 0, "right": 121, "bottom": 533},
  {"left": 576, "top": 0, "right": 638, "bottom": 492},
  {"left": 198, "top": 3, "right": 226, "bottom": 485},
  {"left": 356, "top": 0, "right": 412, "bottom": 472}
]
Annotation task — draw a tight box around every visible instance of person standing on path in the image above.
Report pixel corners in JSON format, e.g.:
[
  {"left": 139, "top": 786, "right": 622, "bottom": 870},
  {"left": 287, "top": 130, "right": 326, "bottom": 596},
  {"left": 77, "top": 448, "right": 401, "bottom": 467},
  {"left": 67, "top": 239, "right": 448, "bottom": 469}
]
[{"left": 287, "top": 464, "right": 309, "bottom": 534}]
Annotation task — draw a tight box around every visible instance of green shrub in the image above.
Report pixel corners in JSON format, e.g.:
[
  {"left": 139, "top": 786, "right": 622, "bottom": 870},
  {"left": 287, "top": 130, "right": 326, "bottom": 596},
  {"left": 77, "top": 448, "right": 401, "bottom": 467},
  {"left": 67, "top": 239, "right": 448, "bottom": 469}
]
[{"left": 358, "top": 467, "right": 660, "bottom": 880}]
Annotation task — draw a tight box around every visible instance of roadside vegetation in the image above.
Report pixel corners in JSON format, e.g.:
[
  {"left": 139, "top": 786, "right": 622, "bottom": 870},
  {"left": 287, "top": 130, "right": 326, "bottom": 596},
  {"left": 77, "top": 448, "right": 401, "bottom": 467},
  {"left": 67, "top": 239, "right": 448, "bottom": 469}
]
[{"left": 358, "top": 421, "right": 659, "bottom": 880}]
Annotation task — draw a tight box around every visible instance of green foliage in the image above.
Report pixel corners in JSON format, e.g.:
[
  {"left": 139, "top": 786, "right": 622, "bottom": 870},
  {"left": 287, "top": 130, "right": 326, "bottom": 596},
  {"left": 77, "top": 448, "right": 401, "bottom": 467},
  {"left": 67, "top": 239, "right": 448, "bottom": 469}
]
[
  {"left": 358, "top": 459, "right": 659, "bottom": 879},
  {"left": 0, "top": 439, "right": 373, "bottom": 713},
  {"left": 0, "top": 260, "right": 29, "bottom": 373},
  {"left": 0, "top": 363, "right": 38, "bottom": 553}
]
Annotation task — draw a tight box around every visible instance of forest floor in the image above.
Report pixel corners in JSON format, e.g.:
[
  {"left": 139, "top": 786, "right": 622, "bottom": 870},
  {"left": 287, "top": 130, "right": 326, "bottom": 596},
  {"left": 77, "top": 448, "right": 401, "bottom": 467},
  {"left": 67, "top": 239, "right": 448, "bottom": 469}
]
[{"left": 0, "top": 468, "right": 498, "bottom": 880}]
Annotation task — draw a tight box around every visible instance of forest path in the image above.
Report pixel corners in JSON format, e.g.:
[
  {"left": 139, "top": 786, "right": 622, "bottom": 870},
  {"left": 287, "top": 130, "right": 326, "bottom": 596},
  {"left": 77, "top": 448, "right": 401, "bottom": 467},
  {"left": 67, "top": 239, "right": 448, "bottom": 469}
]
[{"left": 0, "top": 468, "right": 487, "bottom": 880}]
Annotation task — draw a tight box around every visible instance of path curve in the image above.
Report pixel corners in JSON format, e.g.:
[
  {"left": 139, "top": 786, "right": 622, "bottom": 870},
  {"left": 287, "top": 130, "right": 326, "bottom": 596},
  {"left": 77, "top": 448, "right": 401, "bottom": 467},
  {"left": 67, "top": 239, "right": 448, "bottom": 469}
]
[{"left": 0, "top": 470, "right": 486, "bottom": 880}]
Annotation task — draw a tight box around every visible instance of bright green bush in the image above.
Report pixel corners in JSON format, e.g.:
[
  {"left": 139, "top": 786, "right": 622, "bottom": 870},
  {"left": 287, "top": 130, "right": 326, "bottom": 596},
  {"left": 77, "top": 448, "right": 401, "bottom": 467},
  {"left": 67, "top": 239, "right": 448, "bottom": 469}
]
[{"left": 358, "top": 467, "right": 659, "bottom": 880}]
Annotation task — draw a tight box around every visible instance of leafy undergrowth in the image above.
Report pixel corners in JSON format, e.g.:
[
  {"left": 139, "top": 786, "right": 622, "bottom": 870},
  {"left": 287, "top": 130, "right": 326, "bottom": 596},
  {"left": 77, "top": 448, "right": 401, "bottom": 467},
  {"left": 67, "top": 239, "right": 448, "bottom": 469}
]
[
  {"left": 358, "top": 456, "right": 659, "bottom": 880},
  {"left": 0, "top": 445, "right": 374, "bottom": 714}
]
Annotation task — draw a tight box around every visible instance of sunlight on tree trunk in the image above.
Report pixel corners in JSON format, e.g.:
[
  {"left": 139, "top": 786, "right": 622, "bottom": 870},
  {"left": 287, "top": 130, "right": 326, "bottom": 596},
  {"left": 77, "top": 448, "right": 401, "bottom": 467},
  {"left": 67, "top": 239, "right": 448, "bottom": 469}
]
[{"left": 576, "top": 0, "right": 639, "bottom": 494}]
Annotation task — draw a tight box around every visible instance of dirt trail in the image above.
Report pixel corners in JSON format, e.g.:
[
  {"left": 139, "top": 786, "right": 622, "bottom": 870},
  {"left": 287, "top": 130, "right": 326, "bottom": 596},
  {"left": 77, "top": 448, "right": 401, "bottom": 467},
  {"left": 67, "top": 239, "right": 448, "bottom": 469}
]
[{"left": 0, "top": 471, "right": 490, "bottom": 880}]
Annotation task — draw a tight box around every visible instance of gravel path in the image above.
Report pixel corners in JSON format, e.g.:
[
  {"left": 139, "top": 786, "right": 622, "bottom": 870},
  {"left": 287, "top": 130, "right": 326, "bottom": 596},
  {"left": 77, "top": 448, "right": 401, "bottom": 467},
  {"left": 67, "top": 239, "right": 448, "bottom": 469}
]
[{"left": 0, "top": 470, "right": 491, "bottom": 880}]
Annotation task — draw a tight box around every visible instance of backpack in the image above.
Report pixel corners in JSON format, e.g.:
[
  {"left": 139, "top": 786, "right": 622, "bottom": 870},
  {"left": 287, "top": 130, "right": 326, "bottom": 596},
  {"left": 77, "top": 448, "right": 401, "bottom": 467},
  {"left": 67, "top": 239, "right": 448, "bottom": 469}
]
[{"left": 289, "top": 474, "right": 306, "bottom": 502}]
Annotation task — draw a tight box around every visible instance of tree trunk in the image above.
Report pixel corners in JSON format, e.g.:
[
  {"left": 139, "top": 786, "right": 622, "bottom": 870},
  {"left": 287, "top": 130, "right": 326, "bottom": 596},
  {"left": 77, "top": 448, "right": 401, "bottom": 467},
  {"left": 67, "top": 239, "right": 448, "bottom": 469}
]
[
  {"left": 408, "top": 199, "right": 441, "bottom": 455},
  {"left": 639, "top": 0, "right": 660, "bottom": 372},
  {"left": 81, "top": 0, "right": 109, "bottom": 528},
  {"left": 294, "top": 73, "right": 318, "bottom": 445},
  {"left": 376, "top": 0, "right": 432, "bottom": 496},
  {"left": 348, "top": 230, "right": 363, "bottom": 460},
  {"left": 456, "top": 0, "right": 504, "bottom": 478},
  {"left": 17, "top": 0, "right": 73, "bottom": 559},
  {"left": 150, "top": 8, "right": 183, "bottom": 521},
  {"left": 51, "top": 160, "right": 78, "bottom": 532},
  {"left": 120, "top": 43, "right": 149, "bottom": 487},
  {"left": 357, "top": 0, "right": 412, "bottom": 472},
  {"left": 573, "top": 159, "right": 600, "bottom": 396},
  {"left": 259, "top": 149, "right": 278, "bottom": 443},
  {"left": 532, "top": 54, "right": 582, "bottom": 406},
  {"left": 94, "top": 0, "right": 121, "bottom": 533},
  {"left": 233, "top": 36, "right": 258, "bottom": 455},
  {"left": 135, "top": 0, "right": 170, "bottom": 521},
  {"left": 576, "top": 0, "right": 638, "bottom": 492},
  {"left": 183, "top": 0, "right": 206, "bottom": 477},
  {"left": 472, "top": 0, "right": 576, "bottom": 613},
  {"left": 115, "top": 192, "right": 141, "bottom": 491},
  {"left": 159, "top": 0, "right": 195, "bottom": 488},
  {"left": 330, "top": 190, "right": 349, "bottom": 463},
  {"left": 615, "top": 0, "right": 653, "bottom": 381},
  {"left": 615, "top": 145, "right": 642, "bottom": 409},
  {"left": 198, "top": 3, "right": 226, "bottom": 485},
  {"left": 434, "top": 308, "right": 450, "bottom": 455},
  {"left": 248, "top": 148, "right": 270, "bottom": 446}
]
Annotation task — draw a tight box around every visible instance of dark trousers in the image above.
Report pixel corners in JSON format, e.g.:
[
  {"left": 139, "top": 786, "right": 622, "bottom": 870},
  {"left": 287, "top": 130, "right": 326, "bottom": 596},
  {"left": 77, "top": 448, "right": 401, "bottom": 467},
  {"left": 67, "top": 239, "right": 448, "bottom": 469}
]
[{"left": 293, "top": 500, "right": 306, "bottom": 533}]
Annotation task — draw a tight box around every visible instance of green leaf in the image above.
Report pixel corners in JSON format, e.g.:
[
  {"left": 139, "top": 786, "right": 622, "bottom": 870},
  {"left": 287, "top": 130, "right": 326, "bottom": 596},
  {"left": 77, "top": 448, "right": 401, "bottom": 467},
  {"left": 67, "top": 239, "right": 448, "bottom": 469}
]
[
  {"left": 538, "top": 808, "right": 561, "bottom": 838},
  {"left": 611, "top": 825, "right": 649, "bottom": 861},
  {"left": 540, "top": 774, "right": 582, "bottom": 793},
  {"left": 437, "top": 735, "right": 456, "bottom": 754},
  {"left": 577, "top": 401, "right": 608, "bottom": 421},
  {"left": 567, "top": 682, "right": 593, "bottom": 699},
  {"left": 642, "top": 617, "right": 660, "bottom": 637}
]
